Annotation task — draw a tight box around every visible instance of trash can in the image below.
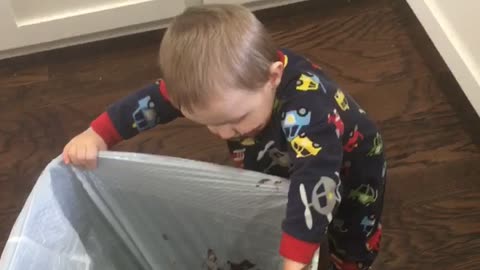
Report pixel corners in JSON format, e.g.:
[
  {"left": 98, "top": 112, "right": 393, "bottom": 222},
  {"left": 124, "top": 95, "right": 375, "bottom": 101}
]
[{"left": 0, "top": 151, "right": 301, "bottom": 270}]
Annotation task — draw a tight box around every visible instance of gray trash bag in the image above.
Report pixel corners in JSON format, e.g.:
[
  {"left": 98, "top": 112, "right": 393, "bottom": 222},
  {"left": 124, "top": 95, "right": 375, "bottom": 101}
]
[{"left": 0, "top": 151, "right": 320, "bottom": 270}]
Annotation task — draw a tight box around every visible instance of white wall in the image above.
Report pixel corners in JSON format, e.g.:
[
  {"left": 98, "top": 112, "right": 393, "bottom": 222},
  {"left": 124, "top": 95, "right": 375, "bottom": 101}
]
[{"left": 407, "top": 0, "right": 480, "bottom": 117}]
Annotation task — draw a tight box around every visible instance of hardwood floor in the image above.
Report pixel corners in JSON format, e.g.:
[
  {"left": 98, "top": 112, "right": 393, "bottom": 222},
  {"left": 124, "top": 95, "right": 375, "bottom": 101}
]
[{"left": 0, "top": 0, "right": 479, "bottom": 269}]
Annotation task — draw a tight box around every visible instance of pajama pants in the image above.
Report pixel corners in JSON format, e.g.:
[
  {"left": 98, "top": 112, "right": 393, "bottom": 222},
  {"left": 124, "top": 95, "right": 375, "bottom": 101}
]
[
  {"left": 325, "top": 153, "right": 386, "bottom": 270},
  {"left": 259, "top": 152, "right": 386, "bottom": 270}
]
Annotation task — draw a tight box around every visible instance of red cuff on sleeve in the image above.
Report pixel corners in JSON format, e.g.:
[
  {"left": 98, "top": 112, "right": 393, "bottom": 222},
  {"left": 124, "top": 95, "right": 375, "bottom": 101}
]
[
  {"left": 279, "top": 232, "right": 320, "bottom": 264},
  {"left": 90, "top": 112, "right": 122, "bottom": 147}
]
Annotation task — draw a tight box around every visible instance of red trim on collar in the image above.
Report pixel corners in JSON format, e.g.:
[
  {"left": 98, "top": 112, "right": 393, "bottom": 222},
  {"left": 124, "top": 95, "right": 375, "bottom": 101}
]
[
  {"left": 277, "top": 50, "right": 285, "bottom": 64},
  {"left": 159, "top": 80, "right": 170, "bottom": 101}
]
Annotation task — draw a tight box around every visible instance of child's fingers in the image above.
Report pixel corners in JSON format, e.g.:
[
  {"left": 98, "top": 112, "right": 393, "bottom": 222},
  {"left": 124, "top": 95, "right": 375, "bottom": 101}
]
[
  {"left": 77, "top": 144, "right": 88, "bottom": 168},
  {"left": 69, "top": 144, "right": 80, "bottom": 166},
  {"left": 85, "top": 145, "right": 98, "bottom": 169},
  {"left": 63, "top": 143, "right": 71, "bottom": 164}
]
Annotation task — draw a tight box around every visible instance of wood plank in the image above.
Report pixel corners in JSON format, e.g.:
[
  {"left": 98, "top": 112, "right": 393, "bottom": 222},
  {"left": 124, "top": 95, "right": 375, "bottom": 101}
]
[
  {"left": 0, "top": 1, "right": 479, "bottom": 269},
  {"left": 392, "top": 0, "right": 480, "bottom": 145},
  {"left": 376, "top": 159, "right": 480, "bottom": 269}
]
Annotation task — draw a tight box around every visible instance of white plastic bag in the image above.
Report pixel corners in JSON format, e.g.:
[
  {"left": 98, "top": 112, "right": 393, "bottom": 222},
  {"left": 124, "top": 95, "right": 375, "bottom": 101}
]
[{"left": 0, "top": 151, "right": 296, "bottom": 270}]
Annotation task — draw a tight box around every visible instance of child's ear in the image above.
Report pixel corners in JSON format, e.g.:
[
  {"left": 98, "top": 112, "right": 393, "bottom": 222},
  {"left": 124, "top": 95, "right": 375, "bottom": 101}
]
[{"left": 269, "top": 61, "right": 284, "bottom": 87}]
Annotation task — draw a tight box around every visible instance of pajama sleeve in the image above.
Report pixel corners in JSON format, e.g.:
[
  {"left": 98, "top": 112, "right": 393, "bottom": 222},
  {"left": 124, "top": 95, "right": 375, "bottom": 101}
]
[
  {"left": 278, "top": 84, "right": 344, "bottom": 264},
  {"left": 90, "top": 79, "right": 182, "bottom": 147}
]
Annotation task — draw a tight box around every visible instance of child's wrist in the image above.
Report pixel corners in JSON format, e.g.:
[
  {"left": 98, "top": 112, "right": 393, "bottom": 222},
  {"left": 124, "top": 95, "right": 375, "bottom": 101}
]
[
  {"left": 279, "top": 232, "right": 319, "bottom": 264},
  {"left": 283, "top": 258, "right": 307, "bottom": 270},
  {"left": 90, "top": 112, "right": 122, "bottom": 147}
]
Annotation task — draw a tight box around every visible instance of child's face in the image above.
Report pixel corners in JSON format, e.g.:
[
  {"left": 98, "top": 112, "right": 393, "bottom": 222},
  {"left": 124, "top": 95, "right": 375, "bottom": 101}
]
[{"left": 182, "top": 62, "right": 284, "bottom": 140}]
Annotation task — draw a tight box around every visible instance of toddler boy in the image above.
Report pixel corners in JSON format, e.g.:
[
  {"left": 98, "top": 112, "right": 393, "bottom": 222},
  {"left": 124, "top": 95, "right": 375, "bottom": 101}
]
[{"left": 63, "top": 4, "right": 386, "bottom": 270}]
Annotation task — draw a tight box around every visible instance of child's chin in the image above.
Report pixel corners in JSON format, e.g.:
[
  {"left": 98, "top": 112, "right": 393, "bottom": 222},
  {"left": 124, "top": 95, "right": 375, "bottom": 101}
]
[{"left": 245, "top": 124, "right": 265, "bottom": 137}]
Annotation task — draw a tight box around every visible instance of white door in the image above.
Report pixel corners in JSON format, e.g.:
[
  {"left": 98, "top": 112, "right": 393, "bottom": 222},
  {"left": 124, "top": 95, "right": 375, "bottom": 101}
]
[{"left": 0, "top": 0, "right": 185, "bottom": 52}]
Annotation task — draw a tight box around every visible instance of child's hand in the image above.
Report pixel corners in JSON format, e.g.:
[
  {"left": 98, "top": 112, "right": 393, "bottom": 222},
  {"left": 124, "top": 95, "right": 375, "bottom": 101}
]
[
  {"left": 63, "top": 128, "right": 107, "bottom": 169},
  {"left": 283, "top": 258, "right": 308, "bottom": 270}
]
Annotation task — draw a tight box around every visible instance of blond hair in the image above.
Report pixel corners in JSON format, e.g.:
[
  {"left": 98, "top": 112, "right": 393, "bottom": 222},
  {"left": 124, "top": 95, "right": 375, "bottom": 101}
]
[{"left": 159, "top": 4, "right": 277, "bottom": 112}]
